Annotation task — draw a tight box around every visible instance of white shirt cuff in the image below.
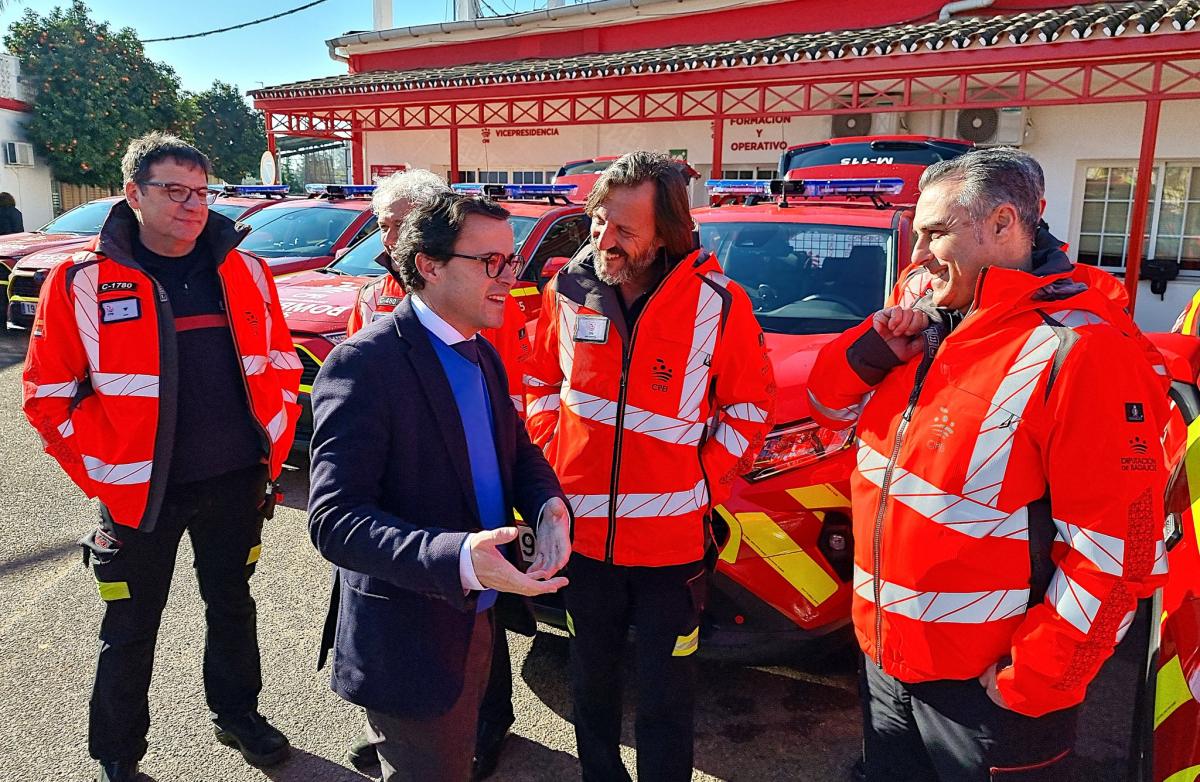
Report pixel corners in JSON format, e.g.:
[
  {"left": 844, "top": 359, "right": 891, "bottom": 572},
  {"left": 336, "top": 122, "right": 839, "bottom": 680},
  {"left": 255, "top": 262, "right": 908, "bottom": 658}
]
[{"left": 459, "top": 535, "right": 485, "bottom": 593}]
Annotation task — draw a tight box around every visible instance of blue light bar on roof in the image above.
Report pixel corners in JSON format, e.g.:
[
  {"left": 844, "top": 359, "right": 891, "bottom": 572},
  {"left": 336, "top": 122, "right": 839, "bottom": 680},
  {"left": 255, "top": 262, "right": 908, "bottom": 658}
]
[
  {"left": 801, "top": 177, "right": 905, "bottom": 197},
  {"left": 305, "top": 184, "right": 376, "bottom": 197},
  {"left": 705, "top": 179, "right": 773, "bottom": 196},
  {"left": 452, "top": 183, "right": 578, "bottom": 199},
  {"left": 221, "top": 184, "right": 289, "bottom": 197}
]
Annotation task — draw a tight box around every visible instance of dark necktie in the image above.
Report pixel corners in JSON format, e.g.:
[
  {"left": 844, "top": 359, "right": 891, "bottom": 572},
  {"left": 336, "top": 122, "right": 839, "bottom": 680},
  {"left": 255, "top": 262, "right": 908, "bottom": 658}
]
[{"left": 452, "top": 339, "right": 480, "bottom": 364}]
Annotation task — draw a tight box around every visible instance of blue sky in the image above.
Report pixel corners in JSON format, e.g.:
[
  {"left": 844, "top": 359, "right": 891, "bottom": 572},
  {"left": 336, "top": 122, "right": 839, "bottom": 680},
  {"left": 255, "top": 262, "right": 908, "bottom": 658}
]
[{"left": 0, "top": 0, "right": 547, "bottom": 96}]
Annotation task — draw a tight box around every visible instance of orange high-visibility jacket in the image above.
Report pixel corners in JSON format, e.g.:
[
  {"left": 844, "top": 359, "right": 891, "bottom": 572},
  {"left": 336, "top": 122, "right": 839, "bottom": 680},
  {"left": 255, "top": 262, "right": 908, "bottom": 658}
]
[
  {"left": 808, "top": 258, "right": 1170, "bottom": 718},
  {"left": 523, "top": 248, "right": 776, "bottom": 567},
  {"left": 345, "top": 273, "right": 533, "bottom": 410},
  {"left": 22, "top": 208, "right": 301, "bottom": 532}
]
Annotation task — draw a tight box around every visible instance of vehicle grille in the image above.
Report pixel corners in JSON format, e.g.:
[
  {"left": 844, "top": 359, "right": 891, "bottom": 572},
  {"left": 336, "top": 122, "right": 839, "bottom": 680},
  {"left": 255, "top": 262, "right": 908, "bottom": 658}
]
[
  {"left": 9, "top": 273, "right": 41, "bottom": 300},
  {"left": 298, "top": 349, "right": 321, "bottom": 390}
]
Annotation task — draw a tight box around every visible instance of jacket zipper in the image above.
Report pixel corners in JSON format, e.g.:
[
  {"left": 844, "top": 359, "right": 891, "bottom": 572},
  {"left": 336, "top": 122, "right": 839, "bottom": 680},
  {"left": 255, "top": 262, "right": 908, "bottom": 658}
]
[
  {"left": 219, "top": 276, "right": 272, "bottom": 462},
  {"left": 604, "top": 286, "right": 664, "bottom": 564},
  {"left": 870, "top": 333, "right": 940, "bottom": 668}
]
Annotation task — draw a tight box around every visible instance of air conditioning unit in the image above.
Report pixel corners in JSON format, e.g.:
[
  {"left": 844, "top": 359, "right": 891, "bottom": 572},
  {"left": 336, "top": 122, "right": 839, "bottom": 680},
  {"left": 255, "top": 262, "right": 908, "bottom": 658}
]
[
  {"left": 948, "top": 107, "right": 1027, "bottom": 146},
  {"left": 4, "top": 141, "right": 34, "bottom": 167},
  {"left": 829, "top": 112, "right": 902, "bottom": 139}
]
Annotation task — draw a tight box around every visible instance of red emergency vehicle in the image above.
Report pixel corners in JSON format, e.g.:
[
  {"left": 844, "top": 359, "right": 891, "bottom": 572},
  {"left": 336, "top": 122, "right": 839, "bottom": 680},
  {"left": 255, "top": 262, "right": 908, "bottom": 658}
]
[
  {"left": 282, "top": 183, "right": 590, "bottom": 458},
  {"left": 554, "top": 156, "right": 702, "bottom": 202},
  {"left": 5, "top": 185, "right": 294, "bottom": 329}
]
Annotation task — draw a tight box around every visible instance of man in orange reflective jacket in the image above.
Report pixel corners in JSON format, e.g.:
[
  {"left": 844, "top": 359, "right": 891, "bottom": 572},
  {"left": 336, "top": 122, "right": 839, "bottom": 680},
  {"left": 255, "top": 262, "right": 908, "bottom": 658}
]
[
  {"left": 809, "top": 148, "right": 1170, "bottom": 781},
  {"left": 523, "top": 152, "right": 775, "bottom": 780},
  {"left": 22, "top": 134, "right": 300, "bottom": 782}
]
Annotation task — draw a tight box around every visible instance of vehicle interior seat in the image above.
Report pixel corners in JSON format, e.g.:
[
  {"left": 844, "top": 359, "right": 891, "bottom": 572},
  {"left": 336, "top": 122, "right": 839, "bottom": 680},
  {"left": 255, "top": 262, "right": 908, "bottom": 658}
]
[{"left": 835, "top": 244, "right": 888, "bottom": 315}]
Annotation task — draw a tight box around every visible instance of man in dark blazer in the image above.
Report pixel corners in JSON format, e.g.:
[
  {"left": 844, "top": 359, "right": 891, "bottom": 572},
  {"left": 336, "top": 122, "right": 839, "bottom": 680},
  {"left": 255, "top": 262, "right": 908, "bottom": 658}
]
[{"left": 309, "top": 192, "right": 572, "bottom": 782}]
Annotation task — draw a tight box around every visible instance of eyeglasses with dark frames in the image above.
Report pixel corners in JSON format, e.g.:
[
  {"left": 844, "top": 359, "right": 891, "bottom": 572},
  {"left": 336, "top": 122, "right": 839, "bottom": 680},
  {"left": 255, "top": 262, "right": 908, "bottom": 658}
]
[
  {"left": 445, "top": 251, "right": 522, "bottom": 278},
  {"left": 140, "top": 181, "right": 221, "bottom": 205}
]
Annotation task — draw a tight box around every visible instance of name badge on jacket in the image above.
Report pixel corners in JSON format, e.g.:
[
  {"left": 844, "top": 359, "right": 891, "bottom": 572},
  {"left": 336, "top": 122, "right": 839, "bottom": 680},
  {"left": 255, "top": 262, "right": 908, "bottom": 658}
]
[
  {"left": 574, "top": 314, "right": 610, "bottom": 344},
  {"left": 100, "top": 298, "right": 141, "bottom": 324}
]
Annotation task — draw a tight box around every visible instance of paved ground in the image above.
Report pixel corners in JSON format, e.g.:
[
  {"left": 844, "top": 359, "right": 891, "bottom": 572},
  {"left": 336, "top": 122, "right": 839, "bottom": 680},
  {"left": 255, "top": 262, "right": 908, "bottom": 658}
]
[{"left": 0, "top": 326, "right": 1149, "bottom": 781}]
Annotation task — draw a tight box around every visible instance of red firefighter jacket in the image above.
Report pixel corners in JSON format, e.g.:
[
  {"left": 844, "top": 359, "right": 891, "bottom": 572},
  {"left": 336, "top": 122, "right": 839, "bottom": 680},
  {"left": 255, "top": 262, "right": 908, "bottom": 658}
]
[
  {"left": 808, "top": 248, "right": 1170, "bottom": 717},
  {"left": 345, "top": 273, "right": 532, "bottom": 410},
  {"left": 523, "top": 248, "right": 775, "bottom": 566},
  {"left": 22, "top": 204, "right": 301, "bottom": 531}
]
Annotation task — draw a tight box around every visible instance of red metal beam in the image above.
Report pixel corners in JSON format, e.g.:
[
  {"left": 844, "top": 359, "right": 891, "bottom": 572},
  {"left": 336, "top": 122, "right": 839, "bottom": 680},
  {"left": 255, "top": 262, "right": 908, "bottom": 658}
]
[
  {"left": 711, "top": 116, "right": 724, "bottom": 179},
  {"left": 1124, "top": 96, "right": 1162, "bottom": 311},
  {"left": 449, "top": 126, "right": 460, "bottom": 184}
]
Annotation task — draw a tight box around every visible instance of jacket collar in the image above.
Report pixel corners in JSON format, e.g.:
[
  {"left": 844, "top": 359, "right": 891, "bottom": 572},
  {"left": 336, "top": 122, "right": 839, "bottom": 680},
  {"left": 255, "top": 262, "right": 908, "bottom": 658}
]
[{"left": 93, "top": 199, "right": 249, "bottom": 270}]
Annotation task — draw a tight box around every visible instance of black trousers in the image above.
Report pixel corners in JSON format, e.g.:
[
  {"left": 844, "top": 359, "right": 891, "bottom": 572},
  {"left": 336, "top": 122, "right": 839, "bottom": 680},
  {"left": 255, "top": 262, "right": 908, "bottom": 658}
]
[
  {"left": 564, "top": 553, "right": 706, "bottom": 782},
  {"left": 479, "top": 623, "right": 514, "bottom": 733},
  {"left": 85, "top": 465, "right": 268, "bottom": 762},
  {"left": 861, "top": 657, "right": 1078, "bottom": 782}
]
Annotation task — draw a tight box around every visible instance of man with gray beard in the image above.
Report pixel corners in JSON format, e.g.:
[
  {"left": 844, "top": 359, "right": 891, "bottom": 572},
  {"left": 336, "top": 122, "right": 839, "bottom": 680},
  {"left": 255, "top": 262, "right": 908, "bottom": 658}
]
[{"left": 523, "top": 151, "right": 775, "bottom": 780}]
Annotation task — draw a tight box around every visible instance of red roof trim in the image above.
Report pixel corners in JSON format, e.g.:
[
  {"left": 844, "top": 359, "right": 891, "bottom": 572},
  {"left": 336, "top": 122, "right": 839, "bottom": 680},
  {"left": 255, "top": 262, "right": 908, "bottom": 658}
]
[{"left": 0, "top": 97, "right": 32, "bottom": 112}]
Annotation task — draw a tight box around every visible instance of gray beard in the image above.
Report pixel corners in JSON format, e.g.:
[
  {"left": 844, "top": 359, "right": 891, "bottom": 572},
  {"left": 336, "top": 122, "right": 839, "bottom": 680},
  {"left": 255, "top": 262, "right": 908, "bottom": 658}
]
[{"left": 596, "top": 249, "right": 654, "bottom": 287}]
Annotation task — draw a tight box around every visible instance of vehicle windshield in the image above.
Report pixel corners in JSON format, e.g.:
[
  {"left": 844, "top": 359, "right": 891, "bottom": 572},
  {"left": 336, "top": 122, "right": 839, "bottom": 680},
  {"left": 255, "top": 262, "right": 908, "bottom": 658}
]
[
  {"left": 210, "top": 203, "right": 251, "bottom": 221},
  {"left": 329, "top": 214, "right": 540, "bottom": 277},
  {"left": 331, "top": 231, "right": 386, "bottom": 277},
  {"left": 779, "top": 140, "right": 972, "bottom": 175},
  {"left": 699, "top": 220, "right": 893, "bottom": 335},
  {"left": 40, "top": 200, "right": 116, "bottom": 235},
  {"left": 238, "top": 206, "right": 359, "bottom": 258},
  {"left": 557, "top": 160, "right": 611, "bottom": 177}
]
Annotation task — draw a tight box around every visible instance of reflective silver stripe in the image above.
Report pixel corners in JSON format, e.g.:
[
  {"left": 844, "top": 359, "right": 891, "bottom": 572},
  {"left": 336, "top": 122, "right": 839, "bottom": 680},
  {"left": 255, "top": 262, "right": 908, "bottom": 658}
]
[
  {"left": 524, "top": 374, "right": 559, "bottom": 388},
  {"left": 242, "top": 355, "right": 268, "bottom": 376},
  {"left": 712, "top": 421, "right": 750, "bottom": 459},
  {"left": 1046, "top": 568, "right": 1101, "bottom": 635},
  {"left": 82, "top": 455, "right": 152, "bottom": 486},
  {"left": 34, "top": 380, "right": 80, "bottom": 398},
  {"left": 265, "top": 407, "right": 287, "bottom": 444},
  {"left": 283, "top": 389, "right": 298, "bottom": 405},
  {"left": 678, "top": 282, "right": 722, "bottom": 421},
  {"left": 557, "top": 296, "right": 579, "bottom": 384},
  {"left": 240, "top": 254, "right": 273, "bottom": 339},
  {"left": 567, "top": 480, "right": 708, "bottom": 519},
  {"left": 72, "top": 263, "right": 101, "bottom": 372},
  {"left": 57, "top": 419, "right": 74, "bottom": 438},
  {"left": 857, "top": 441, "right": 1030, "bottom": 539},
  {"left": 92, "top": 372, "right": 159, "bottom": 398},
  {"left": 961, "top": 324, "right": 1059, "bottom": 506},
  {"left": 269, "top": 350, "right": 303, "bottom": 371},
  {"left": 563, "top": 388, "right": 705, "bottom": 446},
  {"left": 1048, "top": 309, "right": 1106, "bottom": 329},
  {"left": 807, "top": 388, "right": 861, "bottom": 424},
  {"left": 1152, "top": 540, "right": 1169, "bottom": 575},
  {"left": 722, "top": 403, "right": 769, "bottom": 423},
  {"left": 853, "top": 565, "right": 1029, "bottom": 624},
  {"left": 526, "top": 394, "right": 561, "bottom": 417},
  {"left": 1054, "top": 519, "right": 1126, "bottom": 577},
  {"left": 1116, "top": 609, "right": 1137, "bottom": 642},
  {"left": 509, "top": 394, "right": 522, "bottom": 411}
]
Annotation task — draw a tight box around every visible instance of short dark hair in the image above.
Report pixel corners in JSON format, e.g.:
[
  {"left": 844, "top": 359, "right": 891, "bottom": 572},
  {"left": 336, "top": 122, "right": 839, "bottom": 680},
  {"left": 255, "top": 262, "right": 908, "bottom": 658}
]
[
  {"left": 585, "top": 151, "right": 695, "bottom": 260},
  {"left": 0, "top": 192, "right": 14, "bottom": 209},
  {"left": 393, "top": 192, "right": 511, "bottom": 292},
  {"left": 121, "top": 131, "right": 211, "bottom": 185},
  {"left": 919, "top": 147, "right": 1044, "bottom": 239}
]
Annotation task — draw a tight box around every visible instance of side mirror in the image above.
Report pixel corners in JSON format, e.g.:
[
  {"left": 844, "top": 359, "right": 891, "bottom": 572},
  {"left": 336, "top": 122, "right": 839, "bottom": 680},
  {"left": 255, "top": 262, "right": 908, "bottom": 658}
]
[
  {"left": 333, "top": 247, "right": 350, "bottom": 260},
  {"left": 541, "top": 256, "right": 570, "bottom": 279}
]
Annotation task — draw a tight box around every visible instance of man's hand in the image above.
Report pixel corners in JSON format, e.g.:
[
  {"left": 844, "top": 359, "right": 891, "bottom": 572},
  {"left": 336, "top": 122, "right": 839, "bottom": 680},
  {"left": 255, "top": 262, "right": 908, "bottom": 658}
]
[
  {"left": 978, "top": 662, "right": 1011, "bottom": 710},
  {"left": 872, "top": 306, "right": 930, "bottom": 362},
  {"left": 468, "top": 527, "right": 568, "bottom": 596},
  {"left": 527, "top": 497, "right": 571, "bottom": 580}
]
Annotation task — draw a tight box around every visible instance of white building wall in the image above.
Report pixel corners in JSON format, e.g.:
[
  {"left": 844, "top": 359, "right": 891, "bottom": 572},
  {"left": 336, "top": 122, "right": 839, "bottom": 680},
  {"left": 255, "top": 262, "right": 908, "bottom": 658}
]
[
  {"left": 362, "top": 97, "right": 1200, "bottom": 331},
  {"left": 0, "top": 108, "right": 53, "bottom": 229}
]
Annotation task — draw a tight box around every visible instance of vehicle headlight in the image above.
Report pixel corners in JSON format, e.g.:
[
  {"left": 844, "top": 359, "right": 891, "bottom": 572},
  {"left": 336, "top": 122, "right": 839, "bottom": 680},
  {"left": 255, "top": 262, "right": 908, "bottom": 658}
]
[{"left": 743, "top": 419, "right": 854, "bottom": 482}]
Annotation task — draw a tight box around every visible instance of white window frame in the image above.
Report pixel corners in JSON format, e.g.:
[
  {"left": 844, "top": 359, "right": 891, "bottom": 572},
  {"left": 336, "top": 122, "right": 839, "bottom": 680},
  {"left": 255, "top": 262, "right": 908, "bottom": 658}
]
[{"left": 1073, "top": 159, "right": 1200, "bottom": 276}]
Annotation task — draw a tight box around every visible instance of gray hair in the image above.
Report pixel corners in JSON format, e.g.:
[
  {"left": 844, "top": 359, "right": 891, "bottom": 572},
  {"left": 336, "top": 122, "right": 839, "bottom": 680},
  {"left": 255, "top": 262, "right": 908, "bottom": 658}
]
[
  {"left": 918, "top": 147, "right": 1044, "bottom": 238},
  {"left": 371, "top": 168, "right": 450, "bottom": 215}
]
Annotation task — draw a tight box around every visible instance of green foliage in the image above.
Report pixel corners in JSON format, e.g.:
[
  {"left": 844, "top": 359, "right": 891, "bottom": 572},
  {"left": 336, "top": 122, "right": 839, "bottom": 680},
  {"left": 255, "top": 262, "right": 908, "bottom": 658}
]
[
  {"left": 192, "top": 81, "right": 266, "bottom": 183},
  {"left": 5, "top": 0, "right": 193, "bottom": 185}
]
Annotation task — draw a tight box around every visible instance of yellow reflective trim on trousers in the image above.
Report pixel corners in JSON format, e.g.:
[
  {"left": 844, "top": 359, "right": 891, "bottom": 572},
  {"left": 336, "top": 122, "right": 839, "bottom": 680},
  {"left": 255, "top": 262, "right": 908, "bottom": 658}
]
[
  {"left": 96, "top": 580, "right": 130, "bottom": 601},
  {"left": 246, "top": 544, "right": 262, "bottom": 566},
  {"left": 737, "top": 511, "right": 840, "bottom": 607},
  {"left": 1154, "top": 654, "right": 1194, "bottom": 728},
  {"left": 1163, "top": 765, "right": 1200, "bottom": 782},
  {"left": 566, "top": 610, "right": 575, "bottom": 636},
  {"left": 672, "top": 627, "right": 699, "bottom": 657}
]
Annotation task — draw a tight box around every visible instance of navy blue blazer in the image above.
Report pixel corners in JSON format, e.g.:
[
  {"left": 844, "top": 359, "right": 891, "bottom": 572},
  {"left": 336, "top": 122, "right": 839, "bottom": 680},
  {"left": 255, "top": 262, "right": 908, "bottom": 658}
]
[{"left": 308, "top": 295, "right": 566, "bottom": 719}]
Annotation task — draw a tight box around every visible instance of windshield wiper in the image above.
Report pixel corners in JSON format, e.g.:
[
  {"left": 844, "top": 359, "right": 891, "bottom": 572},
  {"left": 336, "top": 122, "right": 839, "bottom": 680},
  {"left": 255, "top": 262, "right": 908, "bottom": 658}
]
[{"left": 317, "top": 266, "right": 348, "bottom": 275}]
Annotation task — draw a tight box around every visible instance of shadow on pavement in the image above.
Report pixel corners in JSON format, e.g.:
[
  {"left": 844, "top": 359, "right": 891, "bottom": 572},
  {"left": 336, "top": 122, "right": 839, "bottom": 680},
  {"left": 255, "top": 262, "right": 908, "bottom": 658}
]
[
  {"left": 495, "top": 735, "right": 579, "bottom": 781},
  {"left": 262, "top": 748, "right": 371, "bottom": 781},
  {"left": 0, "top": 327, "right": 28, "bottom": 371},
  {"left": 0, "top": 540, "right": 77, "bottom": 576}
]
